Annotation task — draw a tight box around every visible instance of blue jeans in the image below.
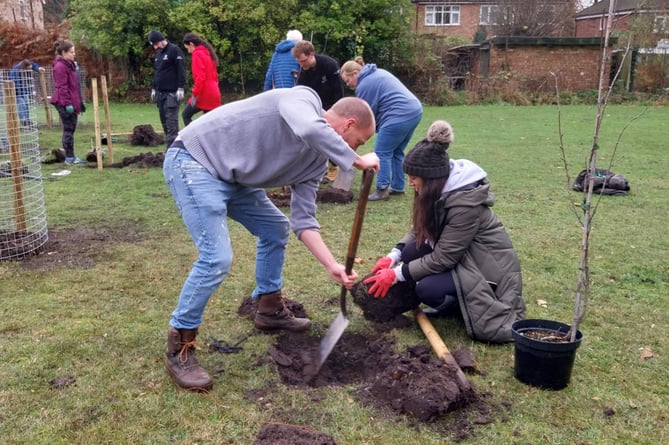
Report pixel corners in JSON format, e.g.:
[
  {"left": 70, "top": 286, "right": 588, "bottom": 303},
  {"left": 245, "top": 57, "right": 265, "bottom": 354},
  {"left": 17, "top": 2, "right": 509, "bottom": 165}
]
[
  {"left": 163, "top": 146, "right": 290, "bottom": 329},
  {"left": 374, "top": 113, "right": 422, "bottom": 191}
]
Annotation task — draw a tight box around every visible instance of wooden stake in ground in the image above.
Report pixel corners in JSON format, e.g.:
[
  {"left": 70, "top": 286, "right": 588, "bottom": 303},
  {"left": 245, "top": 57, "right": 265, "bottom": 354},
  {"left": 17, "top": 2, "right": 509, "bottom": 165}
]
[
  {"left": 100, "top": 76, "right": 114, "bottom": 165},
  {"left": 38, "top": 69, "right": 53, "bottom": 128},
  {"left": 2, "top": 81, "right": 27, "bottom": 231},
  {"left": 91, "top": 78, "right": 103, "bottom": 170}
]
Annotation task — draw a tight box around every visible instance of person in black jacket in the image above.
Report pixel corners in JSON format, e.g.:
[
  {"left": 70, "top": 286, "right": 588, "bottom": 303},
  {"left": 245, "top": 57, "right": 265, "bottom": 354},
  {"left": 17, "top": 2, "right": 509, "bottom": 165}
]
[
  {"left": 148, "top": 30, "right": 186, "bottom": 148},
  {"left": 292, "top": 40, "right": 345, "bottom": 184}
]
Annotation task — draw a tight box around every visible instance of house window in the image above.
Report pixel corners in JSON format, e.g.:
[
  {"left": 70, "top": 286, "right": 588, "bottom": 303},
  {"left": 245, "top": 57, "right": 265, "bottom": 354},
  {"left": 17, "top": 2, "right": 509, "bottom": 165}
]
[
  {"left": 425, "top": 5, "right": 461, "bottom": 26},
  {"left": 653, "top": 16, "right": 668, "bottom": 33},
  {"left": 480, "top": 5, "right": 499, "bottom": 25}
]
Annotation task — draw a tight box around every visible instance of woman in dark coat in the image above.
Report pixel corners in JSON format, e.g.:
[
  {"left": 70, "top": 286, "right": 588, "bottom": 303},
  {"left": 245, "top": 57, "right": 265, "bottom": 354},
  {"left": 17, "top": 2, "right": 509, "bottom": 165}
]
[
  {"left": 51, "top": 40, "right": 85, "bottom": 165},
  {"left": 364, "top": 120, "right": 525, "bottom": 343}
]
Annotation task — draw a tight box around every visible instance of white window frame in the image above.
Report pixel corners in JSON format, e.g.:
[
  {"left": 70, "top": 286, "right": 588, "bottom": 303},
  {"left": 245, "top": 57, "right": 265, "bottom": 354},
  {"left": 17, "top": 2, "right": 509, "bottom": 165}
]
[
  {"left": 480, "top": 5, "right": 499, "bottom": 25},
  {"left": 653, "top": 16, "right": 668, "bottom": 33},
  {"left": 425, "top": 5, "right": 461, "bottom": 26}
]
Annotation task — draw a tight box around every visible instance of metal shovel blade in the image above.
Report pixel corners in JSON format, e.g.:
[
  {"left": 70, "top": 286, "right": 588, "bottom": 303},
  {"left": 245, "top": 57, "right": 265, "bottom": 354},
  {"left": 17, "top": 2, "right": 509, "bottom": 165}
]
[{"left": 316, "top": 311, "right": 349, "bottom": 370}]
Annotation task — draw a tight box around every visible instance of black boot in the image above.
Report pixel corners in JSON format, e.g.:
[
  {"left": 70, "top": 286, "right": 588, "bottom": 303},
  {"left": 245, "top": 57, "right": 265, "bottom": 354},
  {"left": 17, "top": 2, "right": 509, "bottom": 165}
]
[
  {"left": 254, "top": 290, "right": 311, "bottom": 331},
  {"left": 165, "top": 327, "right": 213, "bottom": 391}
]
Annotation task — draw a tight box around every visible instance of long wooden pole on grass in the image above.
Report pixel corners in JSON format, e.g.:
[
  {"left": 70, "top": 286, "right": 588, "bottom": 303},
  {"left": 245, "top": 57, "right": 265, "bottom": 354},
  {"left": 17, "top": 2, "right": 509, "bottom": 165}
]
[
  {"left": 2, "top": 81, "right": 27, "bottom": 231},
  {"left": 100, "top": 76, "right": 114, "bottom": 165}
]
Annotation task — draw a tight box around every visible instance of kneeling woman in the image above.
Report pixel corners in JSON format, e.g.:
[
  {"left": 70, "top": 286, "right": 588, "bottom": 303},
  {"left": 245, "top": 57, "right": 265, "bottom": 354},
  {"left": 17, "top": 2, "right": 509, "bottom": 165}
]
[{"left": 364, "top": 120, "right": 525, "bottom": 343}]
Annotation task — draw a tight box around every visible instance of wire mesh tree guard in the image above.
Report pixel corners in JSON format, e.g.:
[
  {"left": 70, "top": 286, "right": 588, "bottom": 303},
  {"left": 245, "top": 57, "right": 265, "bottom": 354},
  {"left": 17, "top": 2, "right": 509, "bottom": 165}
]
[{"left": 0, "top": 70, "right": 48, "bottom": 260}]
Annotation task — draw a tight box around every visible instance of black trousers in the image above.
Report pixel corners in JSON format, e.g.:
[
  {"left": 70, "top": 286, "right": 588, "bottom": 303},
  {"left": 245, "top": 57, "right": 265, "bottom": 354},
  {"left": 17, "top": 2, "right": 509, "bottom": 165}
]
[
  {"left": 401, "top": 242, "right": 457, "bottom": 309},
  {"left": 156, "top": 91, "right": 179, "bottom": 148},
  {"left": 55, "top": 105, "right": 78, "bottom": 158}
]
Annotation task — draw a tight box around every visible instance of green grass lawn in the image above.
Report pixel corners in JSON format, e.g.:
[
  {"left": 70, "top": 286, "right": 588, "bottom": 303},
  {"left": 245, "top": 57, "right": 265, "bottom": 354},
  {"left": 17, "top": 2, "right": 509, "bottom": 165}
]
[{"left": 1, "top": 101, "right": 667, "bottom": 444}]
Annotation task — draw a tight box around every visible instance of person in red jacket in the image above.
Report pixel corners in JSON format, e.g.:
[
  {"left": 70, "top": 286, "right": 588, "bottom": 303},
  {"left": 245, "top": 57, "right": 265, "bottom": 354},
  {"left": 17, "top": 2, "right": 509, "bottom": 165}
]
[
  {"left": 50, "top": 40, "right": 86, "bottom": 165},
  {"left": 181, "top": 33, "right": 221, "bottom": 126}
]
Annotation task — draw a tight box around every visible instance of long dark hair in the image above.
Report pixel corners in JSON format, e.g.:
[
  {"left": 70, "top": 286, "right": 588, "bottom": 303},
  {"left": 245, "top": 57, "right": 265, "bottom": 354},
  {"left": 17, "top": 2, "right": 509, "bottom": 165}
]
[
  {"left": 182, "top": 32, "right": 219, "bottom": 66},
  {"left": 412, "top": 176, "right": 447, "bottom": 247}
]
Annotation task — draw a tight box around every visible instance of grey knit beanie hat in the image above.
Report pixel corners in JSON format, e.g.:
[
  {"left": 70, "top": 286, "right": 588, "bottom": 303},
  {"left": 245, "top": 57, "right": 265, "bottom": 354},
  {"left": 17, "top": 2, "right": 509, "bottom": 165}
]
[{"left": 403, "top": 120, "right": 454, "bottom": 179}]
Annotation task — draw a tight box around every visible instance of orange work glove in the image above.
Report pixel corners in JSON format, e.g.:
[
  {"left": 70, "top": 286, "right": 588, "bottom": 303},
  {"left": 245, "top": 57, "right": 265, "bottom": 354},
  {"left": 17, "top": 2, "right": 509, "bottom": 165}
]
[
  {"left": 371, "top": 256, "right": 393, "bottom": 274},
  {"left": 363, "top": 268, "right": 397, "bottom": 298}
]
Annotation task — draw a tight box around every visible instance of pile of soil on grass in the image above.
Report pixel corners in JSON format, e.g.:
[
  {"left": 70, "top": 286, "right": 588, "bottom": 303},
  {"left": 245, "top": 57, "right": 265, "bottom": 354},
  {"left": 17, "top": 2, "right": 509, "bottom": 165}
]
[
  {"left": 131, "top": 124, "right": 165, "bottom": 146},
  {"left": 237, "top": 295, "right": 500, "bottom": 442},
  {"left": 267, "top": 186, "right": 354, "bottom": 207},
  {"left": 110, "top": 151, "right": 165, "bottom": 168}
]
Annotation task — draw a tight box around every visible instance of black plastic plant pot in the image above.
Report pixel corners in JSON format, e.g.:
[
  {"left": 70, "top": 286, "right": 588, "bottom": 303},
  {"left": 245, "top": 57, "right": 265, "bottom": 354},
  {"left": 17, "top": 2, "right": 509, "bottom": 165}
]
[{"left": 512, "top": 319, "right": 583, "bottom": 390}]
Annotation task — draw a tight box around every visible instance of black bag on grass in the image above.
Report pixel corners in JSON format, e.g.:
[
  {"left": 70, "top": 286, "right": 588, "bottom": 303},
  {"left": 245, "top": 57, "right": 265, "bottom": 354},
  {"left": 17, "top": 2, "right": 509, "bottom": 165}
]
[{"left": 573, "top": 168, "right": 630, "bottom": 196}]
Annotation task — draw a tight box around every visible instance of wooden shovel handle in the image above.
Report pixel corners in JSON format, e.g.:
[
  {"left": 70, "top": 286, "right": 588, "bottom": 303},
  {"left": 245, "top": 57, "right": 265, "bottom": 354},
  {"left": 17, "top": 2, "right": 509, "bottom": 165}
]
[
  {"left": 414, "top": 307, "right": 472, "bottom": 391},
  {"left": 340, "top": 169, "right": 375, "bottom": 315}
]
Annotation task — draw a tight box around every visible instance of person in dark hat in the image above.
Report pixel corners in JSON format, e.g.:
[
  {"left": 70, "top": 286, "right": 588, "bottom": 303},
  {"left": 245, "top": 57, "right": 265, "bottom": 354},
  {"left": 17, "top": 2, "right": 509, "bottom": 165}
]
[
  {"left": 148, "top": 29, "right": 185, "bottom": 148},
  {"left": 363, "top": 120, "right": 525, "bottom": 343}
]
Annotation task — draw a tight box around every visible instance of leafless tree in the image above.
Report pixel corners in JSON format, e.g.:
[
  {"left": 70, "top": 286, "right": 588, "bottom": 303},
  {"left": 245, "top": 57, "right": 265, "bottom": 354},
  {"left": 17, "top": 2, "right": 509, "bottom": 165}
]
[{"left": 490, "top": 0, "right": 577, "bottom": 37}]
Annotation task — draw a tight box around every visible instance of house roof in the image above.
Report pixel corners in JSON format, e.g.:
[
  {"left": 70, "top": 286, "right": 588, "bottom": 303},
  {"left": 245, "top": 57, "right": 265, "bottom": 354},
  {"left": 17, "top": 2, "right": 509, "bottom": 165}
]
[{"left": 575, "top": 0, "right": 669, "bottom": 18}]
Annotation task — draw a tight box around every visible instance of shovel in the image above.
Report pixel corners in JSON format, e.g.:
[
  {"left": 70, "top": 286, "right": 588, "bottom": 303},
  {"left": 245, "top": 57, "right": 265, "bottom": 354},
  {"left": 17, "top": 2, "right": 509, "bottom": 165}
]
[{"left": 307, "top": 168, "right": 375, "bottom": 378}]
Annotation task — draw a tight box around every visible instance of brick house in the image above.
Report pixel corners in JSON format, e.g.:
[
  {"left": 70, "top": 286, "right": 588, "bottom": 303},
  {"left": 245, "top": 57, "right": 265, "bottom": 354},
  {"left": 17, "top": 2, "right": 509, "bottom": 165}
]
[
  {"left": 0, "top": 0, "right": 45, "bottom": 30},
  {"left": 408, "top": 1, "right": 624, "bottom": 94},
  {"left": 575, "top": 0, "right": 669, "bottom": 91},
  {"left": 410, "top": 0, "right": 574, "bottom": 41},
  {"left": 575, "top": 0, "right": 669, "bottom": 41}
]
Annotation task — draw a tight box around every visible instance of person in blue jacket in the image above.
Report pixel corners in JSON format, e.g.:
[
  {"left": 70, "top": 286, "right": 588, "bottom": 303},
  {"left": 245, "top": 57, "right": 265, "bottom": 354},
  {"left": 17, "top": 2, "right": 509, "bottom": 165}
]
[
  {"left": 9, "top": 59, "right": 45, "bottom": 128},
  {"left": 263, "top": 29, "right": 302, "bottom": 91},
  {"left": 341, "top": 57, "right": 423, "bottom": 201}
]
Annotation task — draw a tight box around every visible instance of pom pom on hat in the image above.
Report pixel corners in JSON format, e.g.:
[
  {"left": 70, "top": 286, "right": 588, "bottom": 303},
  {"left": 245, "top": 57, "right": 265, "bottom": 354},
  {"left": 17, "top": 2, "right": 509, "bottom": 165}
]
[
  {"left": 148, "top": 30, "right": 165, "bottom": 45},
  {"left": 427, "top": 120, "right": 454, "bottom": 144},
  {"left": 403, "top": 120, "right": 453, "bottom": 179},
  {"left": 286, "top": 30, "right": 303, "bottom": 41}
]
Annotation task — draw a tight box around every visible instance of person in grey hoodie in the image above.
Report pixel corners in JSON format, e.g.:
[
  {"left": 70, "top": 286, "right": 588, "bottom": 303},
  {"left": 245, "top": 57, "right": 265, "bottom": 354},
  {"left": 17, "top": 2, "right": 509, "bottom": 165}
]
[
  {"left": 364, "top": 120, "right": 525, "bottom": 343},
  {"left": 162, "top": 86, "right": 379, "bottom": 391}
]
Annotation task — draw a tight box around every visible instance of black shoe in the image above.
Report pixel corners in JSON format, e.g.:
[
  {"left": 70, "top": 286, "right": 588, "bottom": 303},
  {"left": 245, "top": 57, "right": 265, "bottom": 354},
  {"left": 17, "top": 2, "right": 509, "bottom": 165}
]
[{"left": 389, "top": 189, "right": 405, "bottom": 195}]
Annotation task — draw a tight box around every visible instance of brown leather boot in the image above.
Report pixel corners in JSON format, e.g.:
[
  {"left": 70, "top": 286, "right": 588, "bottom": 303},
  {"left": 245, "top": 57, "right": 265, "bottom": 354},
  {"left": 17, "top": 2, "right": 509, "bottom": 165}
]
[
  {"left": 165, "top": 327, "right": 213, "bottom": 391},
  {"left": 254, "top": 290, "right": 312, "bottom": 332}
]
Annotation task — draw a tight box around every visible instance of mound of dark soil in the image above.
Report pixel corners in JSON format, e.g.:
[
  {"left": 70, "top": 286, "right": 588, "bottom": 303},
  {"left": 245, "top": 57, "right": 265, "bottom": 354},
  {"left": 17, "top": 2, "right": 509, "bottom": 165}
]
[
  {"left": 131, "top": 124, "right": 165, "bottom": 146},
  {"left": 267, "top": 186, "right": 354, "bottom": 207},
  {"left": 110, "top": 151, "right": 165, "bottom": 168}
]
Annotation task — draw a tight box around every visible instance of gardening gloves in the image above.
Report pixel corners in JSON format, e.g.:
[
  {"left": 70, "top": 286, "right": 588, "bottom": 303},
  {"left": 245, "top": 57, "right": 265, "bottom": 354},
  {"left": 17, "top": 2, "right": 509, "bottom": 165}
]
[
  {"left": 65, "top": 105, "right": 74, "bottom": 114},
  {"left": 370, "top": 248, "right": 403, "bottom": 273},
  {"left": 150, "top": 89, "right": 156, "bottom": 102},
  {"left": 176, "top": 88, "right": 184, "bottom": 101},
  {"left": 364, "top": 268, "right": 398, "bottom": 298}
]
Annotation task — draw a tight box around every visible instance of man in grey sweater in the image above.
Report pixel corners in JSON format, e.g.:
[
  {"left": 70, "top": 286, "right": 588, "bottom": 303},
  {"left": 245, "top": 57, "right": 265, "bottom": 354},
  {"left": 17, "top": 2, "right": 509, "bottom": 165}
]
[{"left": 163, "top": 85, "right": 379, "bottom": 391}]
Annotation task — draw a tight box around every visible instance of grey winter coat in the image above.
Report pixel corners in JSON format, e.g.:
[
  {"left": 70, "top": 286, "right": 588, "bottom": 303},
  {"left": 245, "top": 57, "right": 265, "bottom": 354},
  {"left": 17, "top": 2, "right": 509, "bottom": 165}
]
[{"left": 399, "top": 180, "right": 525, "bottom": 343}]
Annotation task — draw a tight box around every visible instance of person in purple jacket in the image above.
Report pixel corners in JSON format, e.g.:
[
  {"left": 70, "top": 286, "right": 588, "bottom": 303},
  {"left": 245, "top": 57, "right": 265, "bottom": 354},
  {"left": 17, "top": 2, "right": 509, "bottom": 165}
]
[
  {"left": 50, "top": 40, "right": 86, "bottom": 165},
  {"left": 162, "top": 86, "right": 379, "bottom": 391},
  {"left": 341, "top": 57, "right": 423, "bottom": 201}
]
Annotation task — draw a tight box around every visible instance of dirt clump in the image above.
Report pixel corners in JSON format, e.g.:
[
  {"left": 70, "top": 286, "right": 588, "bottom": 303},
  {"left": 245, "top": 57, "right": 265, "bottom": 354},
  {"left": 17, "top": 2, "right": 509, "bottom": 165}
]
[
  {"left": 110, "top": 151, "right": 165, "bottom": 168},
  {"left": 130, "top": 124, "right": 165, "bottom": 147}
]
